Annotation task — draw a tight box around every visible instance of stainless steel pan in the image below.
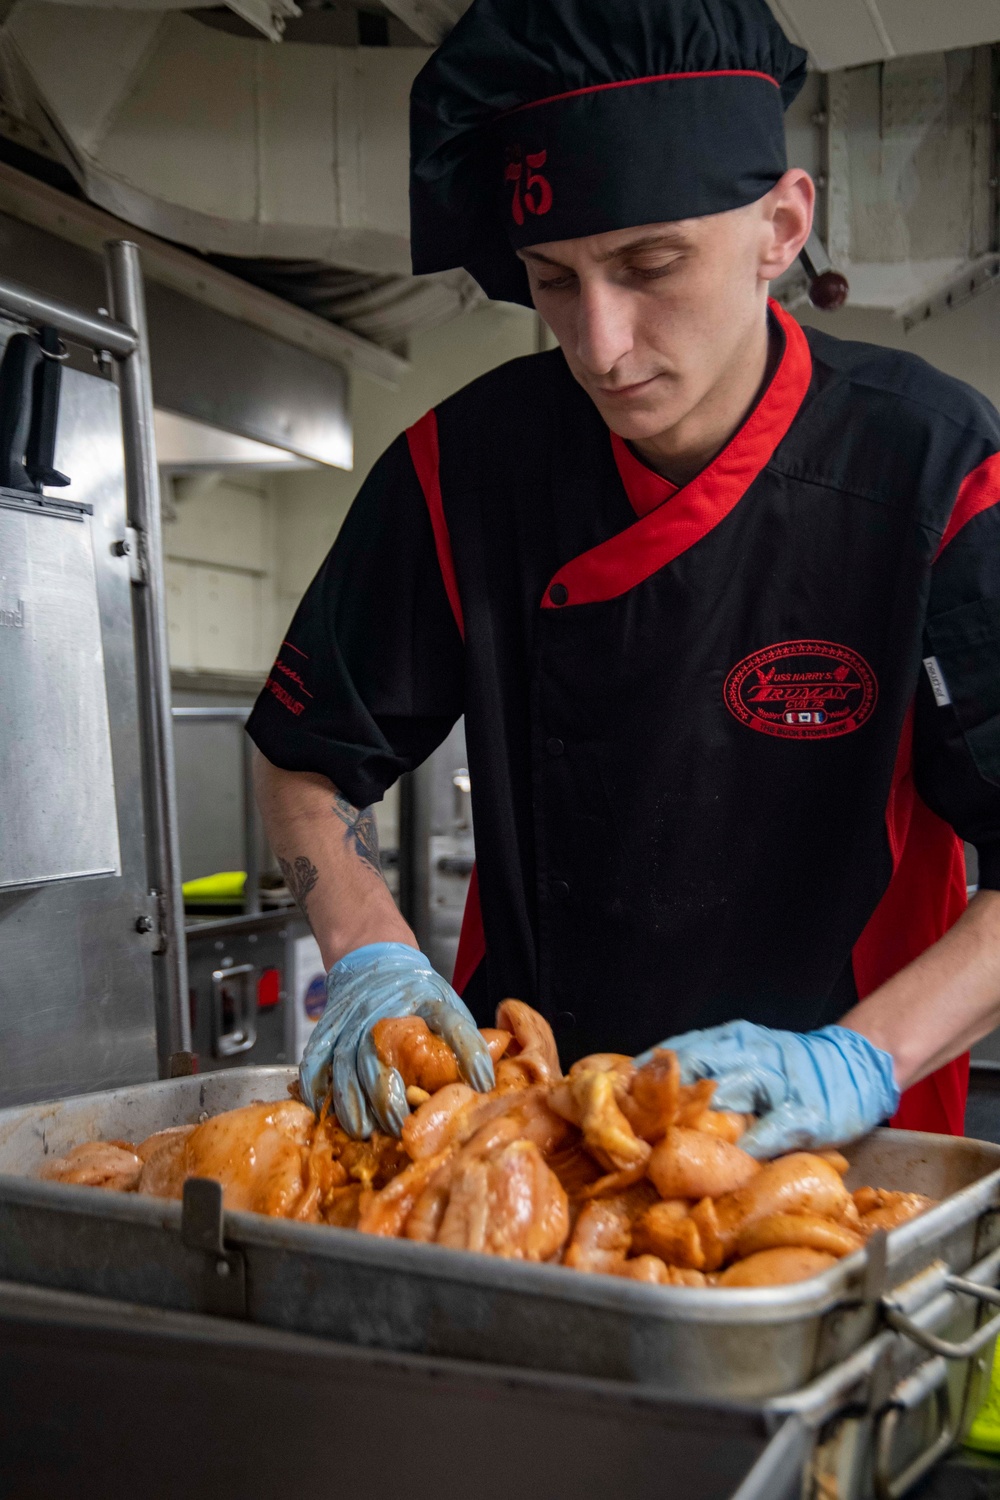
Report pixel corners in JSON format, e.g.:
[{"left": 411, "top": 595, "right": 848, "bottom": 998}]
[{"left": 1, "top": 1068, "right": 999, "bottom": 1399}]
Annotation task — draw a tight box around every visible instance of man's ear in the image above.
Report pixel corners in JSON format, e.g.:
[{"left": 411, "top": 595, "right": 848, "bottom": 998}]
[{"left": 759, "top": 170, "right": 815, "bottom": 283}]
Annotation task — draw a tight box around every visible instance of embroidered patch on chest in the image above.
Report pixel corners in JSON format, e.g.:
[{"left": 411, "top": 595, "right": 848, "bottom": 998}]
[{"left": 724, "top": 641, "right": 878, "bottom": 740}]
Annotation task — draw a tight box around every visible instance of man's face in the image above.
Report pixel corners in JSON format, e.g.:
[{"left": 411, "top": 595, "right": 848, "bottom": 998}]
[{"left": 518, "top": 177, "right": 811, "bottom": 442}]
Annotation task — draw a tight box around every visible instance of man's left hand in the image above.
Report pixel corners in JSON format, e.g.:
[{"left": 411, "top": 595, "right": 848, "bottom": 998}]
[{"left": 636, "top": 1022, "right": 900, "bottom": 1158}]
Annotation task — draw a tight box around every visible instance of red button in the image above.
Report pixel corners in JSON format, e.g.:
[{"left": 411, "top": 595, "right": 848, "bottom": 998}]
[{"left": 257, "top": 967, "right": 281, "bottom": 1010}]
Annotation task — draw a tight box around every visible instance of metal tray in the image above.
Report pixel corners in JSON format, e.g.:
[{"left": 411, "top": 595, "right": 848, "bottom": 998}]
[{"left": 1, "top": 1067, "right": 999, "bottom": 1400}]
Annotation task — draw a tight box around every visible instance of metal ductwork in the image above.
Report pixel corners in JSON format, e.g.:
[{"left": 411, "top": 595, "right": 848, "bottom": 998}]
[{"left": 0, "top": 2, "right": 483, "bottom": 346}]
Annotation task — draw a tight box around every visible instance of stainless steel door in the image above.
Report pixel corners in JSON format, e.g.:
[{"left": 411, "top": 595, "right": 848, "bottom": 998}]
[{"left": 0, "top": 350, "right": 158, "bottom": 1105}]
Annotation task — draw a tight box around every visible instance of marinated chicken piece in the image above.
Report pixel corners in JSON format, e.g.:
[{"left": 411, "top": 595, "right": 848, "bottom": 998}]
[
  {"left": 647, "top": 1127, "right": 759, "bottom": 1201},
  {"left": 402, "top": 1083, "right": 477, "bottom": 1159},
  {"left": 621, "top": 1050, "right": 679, "bottom": 1142},
  {"left": 545, "top": 1140, "right": 605, "bottom": 1197},
  {"left": 337, "top": 1130, "right": 409, "bottom": 1191},
  {"left": 562, "top": 1184, "right": 656, "bottom": 1272},
  {"left": 39, "top": 1141, "right": 143, "bottom": 1191},
  {"left": 494, "top": 1000, "right": 562, "bottom": 1085},
  {"left": 734, "top": 1212, "right": 863, "bottom": 1260},
  {"left": 632, "top": 1199, "right": 706, "bottom": 1270},
  {"left": 437, "top": 1140, "right": 569, "bottom": 1261},
  {"left": 372, "top": 1016, "right": 463, "bottom": 1093},
  {"left": 718, "top": 1248, "right": 838, "bottom": 1287},
  {"left": 357, "top": 1148, "right": 455, "bottom": 1237},
  {"left": 691, "top": 1153, "right": 849, "bottom": 1271},
  {"left": 134, "top": 1125, "right": 195, "bottom": 1162},
  {"left": 404, "top": 1154, "right": 461, "bottom": 1242},
  {"left": 372, "top": 1017, "right": 512, "bottom": 1095},
  {"left": 817, "top": 1150, "right": 850, "bottom": 1176},
  {"left": 853, "top": 1188, "right": 935, "bottom": 1235},
  {"left": 183, "top": 1099, "right": 317, "bottom": 1216},
  {"left": 563, "top": 1195, "right": 633, "bottom": 1273},
  {"left": 578, "top": 1162, "right": 651, "bottom": 1198},
  {"left": 676, "top": 1079, "right": 717, "bottom": 1126},
  {"left": 137, "top": 1130, "right": 190, "bottom": 1198},
  {"left": 324, "top": 1182, "right": 363, "bottom": 1229},
  {"left": 549, "top": 1064, "right": 650, "bottom": 1173}
]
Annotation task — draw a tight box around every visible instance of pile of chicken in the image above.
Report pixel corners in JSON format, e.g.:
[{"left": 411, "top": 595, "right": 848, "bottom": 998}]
[{"left": 38, "top": 1002, "right": 934, "bottom": 1287}]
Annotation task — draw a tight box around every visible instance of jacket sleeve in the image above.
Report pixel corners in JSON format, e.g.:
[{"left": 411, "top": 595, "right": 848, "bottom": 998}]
[
  {"left": 245, "top": 432, "right": 464, "bottom": 809},
  {"left": 913, "top": 451, "right": 1000, "bottom": 889}
]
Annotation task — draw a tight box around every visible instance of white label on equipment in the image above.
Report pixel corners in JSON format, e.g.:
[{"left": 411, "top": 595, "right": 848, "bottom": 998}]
[{"left": 923, "top": 656, "right": 952, "bottom": 707}]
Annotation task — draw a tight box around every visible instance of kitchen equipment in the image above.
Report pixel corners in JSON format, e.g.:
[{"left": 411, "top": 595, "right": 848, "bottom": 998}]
[{"left": 2, "top": 1067, "right": 1000, "bottom": 1404}]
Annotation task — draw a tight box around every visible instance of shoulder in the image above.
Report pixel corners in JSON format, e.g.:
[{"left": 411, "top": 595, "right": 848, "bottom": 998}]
[
  {"left": 806, "top": 326, "right": 1000, "bottom": 442},
  {"left": 781, "top": 324, "right": 1000, "bottom": 531}
]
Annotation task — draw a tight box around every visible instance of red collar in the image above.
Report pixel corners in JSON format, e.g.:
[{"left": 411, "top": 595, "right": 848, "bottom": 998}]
[
  {"left": 611, "top": 432, "right": 678, "bottom": 518},
  {"left": 544, "top": 301, "right": 812, "bottom": 609}
]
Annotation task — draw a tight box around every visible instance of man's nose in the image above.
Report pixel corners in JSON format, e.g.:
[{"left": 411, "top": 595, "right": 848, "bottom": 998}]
[{"left": 573, "top": 281, "right": 633, "bottom": 376}]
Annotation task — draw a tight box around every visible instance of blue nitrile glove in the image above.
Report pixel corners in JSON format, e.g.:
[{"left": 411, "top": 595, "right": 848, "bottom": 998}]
[
  {"left": 636, "top": 1022, "right": 900, "bottom": 1159},
  {"left": 299, "top": 942, "right": 494, "bottom": 1138}
]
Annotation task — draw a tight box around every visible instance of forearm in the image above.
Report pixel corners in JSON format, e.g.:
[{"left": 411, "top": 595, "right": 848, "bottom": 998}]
[
  {"left": 840, "top": 889, "right": 1000, "bottom": 1089},
  {"left": 252, "top": 750, "right": 415, "bottom": 969}
]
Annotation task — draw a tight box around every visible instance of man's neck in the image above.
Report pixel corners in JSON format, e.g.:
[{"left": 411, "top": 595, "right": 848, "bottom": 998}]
[{"left": 630, "top": 315, "right": 777, "bottom": 490}]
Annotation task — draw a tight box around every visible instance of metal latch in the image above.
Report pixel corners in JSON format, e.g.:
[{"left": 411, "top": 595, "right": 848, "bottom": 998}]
[{"left": 181, "top": 1177, "right": 247, "bottom": 1318}]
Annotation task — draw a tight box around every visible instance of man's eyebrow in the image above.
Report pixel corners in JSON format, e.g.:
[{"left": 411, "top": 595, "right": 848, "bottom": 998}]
[
  {"left": 517, "top": 232, "right": 691, "bottom": 269},
  {"left": 594, "top": 232, "right": 691, "bottom": 263}
]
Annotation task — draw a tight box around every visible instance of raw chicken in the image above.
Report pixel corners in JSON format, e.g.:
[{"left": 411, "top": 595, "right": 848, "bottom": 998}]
[
  {"left": 39, "top": 1141, "right": 143, "bottom": 1191},
  {"left": 853, "top": 1187, "right": 935, "bottom": 1235},
  {"left": 372, "top": 1017, "right": 510, "bottom": 1094},
  {"left": 647, "top": 1127, "right": 760, "bottom": 1200},
  {"left": 717, "top": 1247, "right": 838, "bottom": 1287},
  {"left": 33, "top": 1000, "right": 937, "bottom": 1292},
  {"left": 436, "top": 1140, "right": 569, "bottom": 1261}
]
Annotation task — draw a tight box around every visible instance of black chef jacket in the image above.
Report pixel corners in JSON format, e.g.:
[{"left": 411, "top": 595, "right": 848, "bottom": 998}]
[{"left": 247, "top": 302, "right": 1000, "bottom": 1135}]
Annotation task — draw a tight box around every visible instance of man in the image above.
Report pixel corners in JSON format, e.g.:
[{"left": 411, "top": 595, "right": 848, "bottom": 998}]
[{"left": 249, "top": 0, "right": 1000, "bottom": 1154}]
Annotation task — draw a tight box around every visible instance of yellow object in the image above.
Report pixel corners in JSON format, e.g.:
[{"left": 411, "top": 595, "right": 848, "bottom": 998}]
[
  {"left": 965, "top": 1337, "right": 1000, "bottom": 1451},
  {"left": 182, "top": 871, "right": 246, "bottom": 904}
]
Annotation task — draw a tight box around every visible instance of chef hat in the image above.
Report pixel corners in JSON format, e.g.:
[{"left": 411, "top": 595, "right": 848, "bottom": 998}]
[{"left": 410, "top": 0, "right": 807, "bottom": 304}]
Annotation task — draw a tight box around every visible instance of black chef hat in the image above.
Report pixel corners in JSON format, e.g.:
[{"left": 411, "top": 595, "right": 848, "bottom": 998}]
[{"left": 410, "top": 0, "right": 807, "bottom": 305}]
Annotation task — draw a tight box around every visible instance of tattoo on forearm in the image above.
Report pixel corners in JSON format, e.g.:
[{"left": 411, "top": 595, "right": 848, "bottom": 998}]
[
  {"left": 278, "top": 854, "right": 319, "bottom": 916},
  {"left": 331, "top": 791, "right": 385, "bottom": 880}
]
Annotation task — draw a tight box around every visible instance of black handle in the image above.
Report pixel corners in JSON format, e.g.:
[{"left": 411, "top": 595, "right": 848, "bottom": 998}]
[
  {"left": 0, "top": 331, "right": 43, "bottom": 493},
  {"left": 26, "top": 326, "right": 69, "bottom": 488}
]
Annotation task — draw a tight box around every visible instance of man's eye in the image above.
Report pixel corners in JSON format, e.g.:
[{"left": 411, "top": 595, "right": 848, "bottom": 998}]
[
  {"left": 534, "top": 273, "right": 576, "bottom": 291},
  {"left": 629, "top": 263, "right": 675, "bottom": 281}
]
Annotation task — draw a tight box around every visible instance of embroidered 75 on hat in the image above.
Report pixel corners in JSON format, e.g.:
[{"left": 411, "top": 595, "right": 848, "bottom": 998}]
[{"left": 410, "top": 0, "right": 808, "bottom": 305}]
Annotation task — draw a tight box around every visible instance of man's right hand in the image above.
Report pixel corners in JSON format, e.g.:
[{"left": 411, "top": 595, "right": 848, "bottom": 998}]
[{"left": 299, "top": 942, "right": 495, "bottom": 1137}]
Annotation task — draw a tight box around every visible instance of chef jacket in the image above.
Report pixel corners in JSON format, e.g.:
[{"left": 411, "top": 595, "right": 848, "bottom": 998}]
[{"left": 247, "top": 302, "right": 1000, "bottom": 1135}]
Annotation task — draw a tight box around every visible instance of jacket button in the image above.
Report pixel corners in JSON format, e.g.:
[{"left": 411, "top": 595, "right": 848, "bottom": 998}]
[
  {"left": 555, "top": 1010, "right": 576, "bottom": 1029},
  {"left": 546, "top": 737, "right": 564, "bottom": 757},
  {"left": 549, "top": 583, "right": 569, "bottom": 606},
  {"left": 551, "top": 880, "right": 569, "bottom": 900}
]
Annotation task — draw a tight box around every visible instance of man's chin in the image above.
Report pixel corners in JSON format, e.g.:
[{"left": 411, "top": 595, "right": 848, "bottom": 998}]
[{"left": 592, "top": 397, "right": 688, "bottom": 443}]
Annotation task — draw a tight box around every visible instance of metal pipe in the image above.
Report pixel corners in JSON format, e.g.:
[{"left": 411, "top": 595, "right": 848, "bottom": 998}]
[
  {"left": 171, "top": 707, "right": 253, "bottom": 722},
  {"left": 241, "top": 732, "right": 261, "bottom": 917},
  {"left": 0, "top": 270, "right": 136, "bottom": 357},
  {"left": 106, "top": 239, "right": 191, "bottom": 1069}
]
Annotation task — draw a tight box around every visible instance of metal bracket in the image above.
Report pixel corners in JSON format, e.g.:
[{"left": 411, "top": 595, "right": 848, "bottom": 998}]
[
  {"left": 181, "top": 1178, "right": 247, "bottom": 1319},
  {"left": 112, "top": 524, "right": 145, "bottom": 585},
  {"left": 874, "top": 1356, "right": 955, "bottom": 1500},
  {"left": 900, "top": 253, "right": 1000, "bottom": 332},
  {"left": 882, "top": 1275, "right": 1000, "bottom": 1361}
]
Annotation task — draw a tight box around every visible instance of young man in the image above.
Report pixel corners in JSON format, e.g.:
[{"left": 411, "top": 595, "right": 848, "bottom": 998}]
[{"left": 248, "top": 0, "right": 1000, "bottom": 1154}]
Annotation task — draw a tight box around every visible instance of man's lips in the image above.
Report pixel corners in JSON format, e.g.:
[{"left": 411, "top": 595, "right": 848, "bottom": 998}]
[{"left": 592, "top": 374, "right": 663, "bottom": 399}]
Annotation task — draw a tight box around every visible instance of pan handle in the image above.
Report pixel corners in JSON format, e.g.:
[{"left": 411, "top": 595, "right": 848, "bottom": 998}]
[
  {"left": 882, "top": 1275, "right": 1000, "bottom": 1360},
  {"left": 873, "top": 1356, "right": 955, "bottom": 1500}
]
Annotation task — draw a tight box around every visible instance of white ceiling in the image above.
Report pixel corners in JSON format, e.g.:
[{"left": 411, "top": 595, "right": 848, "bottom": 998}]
[{"left": 768, "top": 0, "right": 1000, "bottom": 71}]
